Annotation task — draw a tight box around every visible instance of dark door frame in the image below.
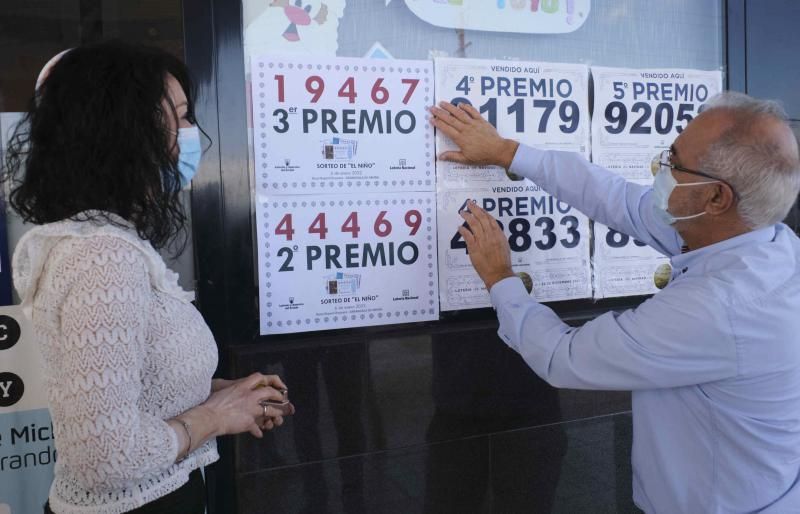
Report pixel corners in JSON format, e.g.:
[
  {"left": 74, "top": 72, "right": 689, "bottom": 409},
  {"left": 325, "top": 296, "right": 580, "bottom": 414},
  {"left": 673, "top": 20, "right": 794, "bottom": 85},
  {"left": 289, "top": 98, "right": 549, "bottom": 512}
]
[{"left": 726, "top": 0, "right": 745, "bottom": 93}]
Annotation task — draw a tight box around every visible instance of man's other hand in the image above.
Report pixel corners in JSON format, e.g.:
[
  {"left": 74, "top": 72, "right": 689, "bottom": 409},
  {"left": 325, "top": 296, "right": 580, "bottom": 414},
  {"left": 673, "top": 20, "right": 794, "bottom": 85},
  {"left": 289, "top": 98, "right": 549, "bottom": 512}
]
[
  {"left": 458, "top": 200, "right": 515, "bottom": 291},
  {"left": 430, "top": 101, "right": 520, "bottom": 169}
]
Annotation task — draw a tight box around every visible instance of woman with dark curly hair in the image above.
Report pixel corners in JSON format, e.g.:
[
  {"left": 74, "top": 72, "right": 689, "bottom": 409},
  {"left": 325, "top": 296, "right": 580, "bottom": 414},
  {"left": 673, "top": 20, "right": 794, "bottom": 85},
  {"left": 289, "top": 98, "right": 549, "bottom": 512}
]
[{"left": 3, "top": 41, "right": 294, "bottom": 514}]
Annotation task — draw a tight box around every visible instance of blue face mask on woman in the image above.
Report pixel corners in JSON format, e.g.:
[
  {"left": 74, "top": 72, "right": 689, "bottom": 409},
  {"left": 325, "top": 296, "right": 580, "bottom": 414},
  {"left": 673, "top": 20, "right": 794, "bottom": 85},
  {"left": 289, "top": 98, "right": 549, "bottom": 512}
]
[{"left": 175, "top": 126, "right": 202, "bottom": 188}]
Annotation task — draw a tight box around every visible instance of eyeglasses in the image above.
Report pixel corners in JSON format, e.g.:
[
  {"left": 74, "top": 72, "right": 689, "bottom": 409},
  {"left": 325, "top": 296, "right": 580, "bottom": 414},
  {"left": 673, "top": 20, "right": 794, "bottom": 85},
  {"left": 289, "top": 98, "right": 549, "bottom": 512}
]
[{"left": 650, "top": 149, "right": 739, "bottom": 200}]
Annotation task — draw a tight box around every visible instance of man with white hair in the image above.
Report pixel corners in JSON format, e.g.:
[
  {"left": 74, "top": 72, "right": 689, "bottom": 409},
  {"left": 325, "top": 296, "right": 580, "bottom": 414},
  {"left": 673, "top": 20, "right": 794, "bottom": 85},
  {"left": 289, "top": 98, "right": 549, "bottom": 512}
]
[{"left": 429, "top": 91, "right": 800, "bottom": 513}]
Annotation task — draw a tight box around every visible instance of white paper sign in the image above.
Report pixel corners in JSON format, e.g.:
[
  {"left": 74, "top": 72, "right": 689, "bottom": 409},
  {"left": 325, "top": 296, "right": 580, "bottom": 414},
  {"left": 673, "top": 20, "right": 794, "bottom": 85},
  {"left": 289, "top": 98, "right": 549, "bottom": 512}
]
[
  {"left": 251, "top": 55, "right": 434, "bottom": 194},
  {"left": 435, "top": 58, "right": 590, "bottom": 190},
  {"left": 258, "top": 192, "right": 438, "bottom": 334},
  {"left": 397, "top": 0, "right": 591, "bottom": 34},
  {"left": 437, "top": 188, "right": 591, "bottom": 311},
  {"left": 590, "top": 66, "right": 723, "bottom": 298}
]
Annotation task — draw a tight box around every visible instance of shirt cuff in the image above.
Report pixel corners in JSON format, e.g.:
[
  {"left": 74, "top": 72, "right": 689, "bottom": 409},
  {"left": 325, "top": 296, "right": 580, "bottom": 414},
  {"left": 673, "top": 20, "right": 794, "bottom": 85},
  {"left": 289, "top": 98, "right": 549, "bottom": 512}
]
[
  {"left": 508, "top": 144, "right": 546, "bottom": 182},
  {"left": 489, "top": 276, "right": 539, "bottom": 350},
  {"left": 489, "top": 276, "right": 532, "bottom": 310}
]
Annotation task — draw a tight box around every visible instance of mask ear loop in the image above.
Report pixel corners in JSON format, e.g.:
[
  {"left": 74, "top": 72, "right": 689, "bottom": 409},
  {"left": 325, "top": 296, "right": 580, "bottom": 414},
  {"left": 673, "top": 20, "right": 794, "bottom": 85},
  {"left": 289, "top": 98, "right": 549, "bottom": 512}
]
[{"left": 673, "top": 180, "right": 721, "bottom": 188}]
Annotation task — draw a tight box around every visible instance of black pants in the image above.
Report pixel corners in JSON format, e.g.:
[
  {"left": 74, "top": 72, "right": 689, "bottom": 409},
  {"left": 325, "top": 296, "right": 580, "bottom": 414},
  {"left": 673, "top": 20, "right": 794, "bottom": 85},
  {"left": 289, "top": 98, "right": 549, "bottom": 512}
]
[{"left": 44, "top": 469, "right": 205, "bottom": 514}]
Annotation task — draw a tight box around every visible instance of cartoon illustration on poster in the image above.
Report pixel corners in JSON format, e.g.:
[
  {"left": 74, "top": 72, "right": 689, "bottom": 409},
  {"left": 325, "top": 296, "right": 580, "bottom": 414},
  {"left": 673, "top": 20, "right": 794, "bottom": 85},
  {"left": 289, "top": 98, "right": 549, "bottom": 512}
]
[{"left": 244, "top": 0, "right": 346, "bottom": 59}]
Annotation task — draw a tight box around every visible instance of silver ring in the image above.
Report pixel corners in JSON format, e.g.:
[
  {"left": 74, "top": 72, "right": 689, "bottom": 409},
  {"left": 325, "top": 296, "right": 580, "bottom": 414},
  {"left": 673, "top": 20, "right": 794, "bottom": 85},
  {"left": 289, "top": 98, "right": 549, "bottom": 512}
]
[{"left": 260, "top": 403, "right": 270, "bottom": 430}]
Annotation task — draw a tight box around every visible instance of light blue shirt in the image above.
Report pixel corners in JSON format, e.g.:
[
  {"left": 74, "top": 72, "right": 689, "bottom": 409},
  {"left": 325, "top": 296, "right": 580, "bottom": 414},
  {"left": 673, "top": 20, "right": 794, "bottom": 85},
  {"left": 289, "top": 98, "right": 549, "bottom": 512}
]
[{"left": 490, "top": 144, "right": 800, "bottom": 513}]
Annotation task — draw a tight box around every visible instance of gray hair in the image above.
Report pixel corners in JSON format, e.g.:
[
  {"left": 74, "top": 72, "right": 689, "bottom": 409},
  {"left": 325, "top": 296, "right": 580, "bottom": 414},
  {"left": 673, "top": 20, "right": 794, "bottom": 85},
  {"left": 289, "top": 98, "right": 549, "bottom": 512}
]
[{"left": 698, "top": 91, "right": 800, "bottom": 229}]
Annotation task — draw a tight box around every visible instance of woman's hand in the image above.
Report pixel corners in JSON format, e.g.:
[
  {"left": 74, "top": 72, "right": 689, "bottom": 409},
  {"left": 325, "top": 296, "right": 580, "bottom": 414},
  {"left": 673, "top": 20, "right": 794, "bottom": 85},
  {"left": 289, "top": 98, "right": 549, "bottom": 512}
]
[
  {"left": 210, "top": 378, "right": 233, "bottom": 392},
  {"left": 200, "top": 373, "right": 294, "bottom": 438}
]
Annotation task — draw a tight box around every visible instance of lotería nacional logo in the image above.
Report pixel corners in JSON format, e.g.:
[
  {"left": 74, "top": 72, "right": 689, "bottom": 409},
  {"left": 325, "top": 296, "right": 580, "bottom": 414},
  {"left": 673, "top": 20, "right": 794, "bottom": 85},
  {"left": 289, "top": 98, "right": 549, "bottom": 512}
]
[
  {"left": 393, "top": 288, "right": 419, "bottom": 302},
  {"left": 389, "top": 158, "right": 417, "bottom": 171}
]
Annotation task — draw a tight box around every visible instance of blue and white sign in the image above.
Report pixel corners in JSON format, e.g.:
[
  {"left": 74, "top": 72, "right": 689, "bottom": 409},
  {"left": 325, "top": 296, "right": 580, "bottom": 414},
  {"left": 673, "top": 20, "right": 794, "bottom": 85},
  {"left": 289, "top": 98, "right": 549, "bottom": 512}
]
[{"left": 0, "top": 306, "right": 53, "bottom": 514}]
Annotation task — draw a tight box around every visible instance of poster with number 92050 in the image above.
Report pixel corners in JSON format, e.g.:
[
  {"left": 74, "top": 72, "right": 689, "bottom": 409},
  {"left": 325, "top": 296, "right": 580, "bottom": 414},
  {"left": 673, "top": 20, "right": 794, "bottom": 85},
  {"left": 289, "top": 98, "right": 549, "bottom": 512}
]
[
  {"left": 591, "top": 66, "right": 722, "bottom": 182},
  {"left": 590, "top": 66, "right": 722, "bottom": 298},
  {"left": 251, "top": 55, "right": 435, "bottom": 195}
]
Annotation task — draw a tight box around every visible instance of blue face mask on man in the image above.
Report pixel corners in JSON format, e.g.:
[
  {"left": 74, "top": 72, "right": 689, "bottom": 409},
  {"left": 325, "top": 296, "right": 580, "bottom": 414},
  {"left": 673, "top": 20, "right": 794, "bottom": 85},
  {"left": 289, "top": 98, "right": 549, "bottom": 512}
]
[
  {"left": 649, "top": 150, "right": 722, "bottom": 226},
  {"left": 175, "top": 126, "right": 202, "bottom": 188},
  {"left": 651, "top": 168, "right": 717, "bottom": 225}
]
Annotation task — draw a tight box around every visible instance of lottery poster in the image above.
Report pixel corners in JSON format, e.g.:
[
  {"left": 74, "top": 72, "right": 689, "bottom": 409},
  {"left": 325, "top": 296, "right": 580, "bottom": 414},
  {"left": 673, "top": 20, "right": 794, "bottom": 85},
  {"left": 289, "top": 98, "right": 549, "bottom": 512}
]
[
  {"left": 435, "top": 58, "right": 590, "bottom": 190},
  {"left": 257, "top": 193, "right": 437, "bottom": 334},
  {"left": 590, "top": 66, "right": 722, "bottom": 298},
  {"left": 251, "top": 55, "right": 434, "bottom": 194},
  {"left": 438, "top": 189, "right": 591, "bottom": 311},
  {"left": 434, "top": 58, "right": 592, "bottom": 310}
]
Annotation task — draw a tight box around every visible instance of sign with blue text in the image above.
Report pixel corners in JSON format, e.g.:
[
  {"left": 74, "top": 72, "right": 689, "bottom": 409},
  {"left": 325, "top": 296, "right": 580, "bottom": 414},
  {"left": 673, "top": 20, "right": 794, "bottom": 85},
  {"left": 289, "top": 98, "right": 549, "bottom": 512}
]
[
  {"left": 394, "top": 0, "right": 591, "bottom": 34},
  {"left": 0, "top": 305, "right": 53, "bottom": 514}
]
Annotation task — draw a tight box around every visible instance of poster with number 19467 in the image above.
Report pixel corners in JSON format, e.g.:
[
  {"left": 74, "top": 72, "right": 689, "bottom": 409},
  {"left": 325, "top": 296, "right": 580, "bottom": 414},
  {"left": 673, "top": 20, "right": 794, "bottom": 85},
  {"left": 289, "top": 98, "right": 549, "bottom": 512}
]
[{"left": 251, "top": 55, "right": 435, "bottom": 195}]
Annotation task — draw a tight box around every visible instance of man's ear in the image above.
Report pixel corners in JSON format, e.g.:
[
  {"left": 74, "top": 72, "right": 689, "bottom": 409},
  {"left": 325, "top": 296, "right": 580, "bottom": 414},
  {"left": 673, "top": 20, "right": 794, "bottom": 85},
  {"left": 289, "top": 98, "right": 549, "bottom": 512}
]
[{"left": 706, "top": 182, "right": 737, "bottom": 216}]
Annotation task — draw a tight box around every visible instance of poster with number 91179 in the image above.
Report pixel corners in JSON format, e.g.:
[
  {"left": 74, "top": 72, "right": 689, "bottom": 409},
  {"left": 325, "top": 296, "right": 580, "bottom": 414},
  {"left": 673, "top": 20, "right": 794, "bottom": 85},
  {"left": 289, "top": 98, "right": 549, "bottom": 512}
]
[
  {"left": 434, "top": 57, "right": 590, "bottom": 190},
  {"left": 251, "top": 55, "right": 435, "bottom": 195}
]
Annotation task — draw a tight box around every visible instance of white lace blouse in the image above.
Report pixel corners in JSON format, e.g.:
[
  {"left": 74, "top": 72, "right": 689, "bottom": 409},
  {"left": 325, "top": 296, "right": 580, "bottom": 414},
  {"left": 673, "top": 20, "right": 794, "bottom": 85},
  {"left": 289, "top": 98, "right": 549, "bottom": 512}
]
[{"left": 12, "top": 214, "right": 219, "bottom": 514}]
